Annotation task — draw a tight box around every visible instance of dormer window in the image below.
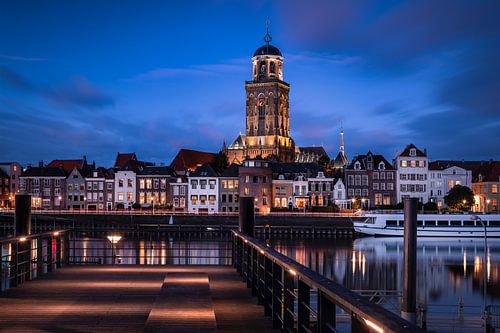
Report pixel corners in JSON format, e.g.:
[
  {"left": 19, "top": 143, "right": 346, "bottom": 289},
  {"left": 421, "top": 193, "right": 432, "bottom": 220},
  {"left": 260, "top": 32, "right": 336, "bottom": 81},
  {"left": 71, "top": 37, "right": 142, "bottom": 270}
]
[
  {"left": 278, "top": 174, "right": 285, "bottom": 180},
  {"left": 317, "top": 171, "right": 325, "bottom": 178},
  {"left": 410, "top": 148, "right": 416, "bottom": 157},
  {"left": 354, "top": 162, "right": 361, "bottom": 170},
  {"left": 378, "top": 162, "right": 385, "bottom": 170}
]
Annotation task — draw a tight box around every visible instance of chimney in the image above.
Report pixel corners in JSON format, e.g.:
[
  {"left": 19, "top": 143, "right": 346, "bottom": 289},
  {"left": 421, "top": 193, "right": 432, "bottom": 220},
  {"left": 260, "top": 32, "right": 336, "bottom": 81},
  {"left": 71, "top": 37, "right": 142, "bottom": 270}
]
[{"left": 38, "top": 160, "right": 44, "bottom": 168}]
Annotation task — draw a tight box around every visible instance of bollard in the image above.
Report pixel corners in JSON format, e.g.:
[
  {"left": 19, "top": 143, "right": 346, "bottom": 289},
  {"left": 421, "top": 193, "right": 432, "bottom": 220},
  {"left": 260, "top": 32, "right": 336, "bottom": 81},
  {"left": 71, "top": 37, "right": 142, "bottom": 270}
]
[
  {"left": 239, "top": 197, "right": 255, "bottom": 237},
  {"left": 402, "top": 197, "right": 418, "bottom": 324},
  {"left": 15, "top": 195, "right": 31, "bottom": 237}
]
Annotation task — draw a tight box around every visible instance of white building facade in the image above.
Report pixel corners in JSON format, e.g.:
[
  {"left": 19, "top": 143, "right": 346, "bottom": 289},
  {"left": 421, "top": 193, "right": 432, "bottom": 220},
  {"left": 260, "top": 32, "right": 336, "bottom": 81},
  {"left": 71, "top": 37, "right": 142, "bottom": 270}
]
[
  {"left": 395, "top": 144, "right": 429, "bottom": 203},
  {"left": 188, "top": 163, "right": 221, "bottom": 214},
  {"left": 114, "top": 170, "right": 136, "bottom": 209},
  {"left": 428, "top": 162, "right": 472, "bottom": 209}
]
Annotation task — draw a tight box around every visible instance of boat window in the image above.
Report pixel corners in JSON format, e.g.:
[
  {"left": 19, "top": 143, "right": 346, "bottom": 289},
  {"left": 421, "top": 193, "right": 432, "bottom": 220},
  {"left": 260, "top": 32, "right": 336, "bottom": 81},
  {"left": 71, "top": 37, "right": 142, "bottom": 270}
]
[
  {"left": 463, "top": 220, "right": 475, "bottom": 226},
  {"left": 490, "top": 220, "right": 500, "bottom": 226},
  {"left": 424, "top": 220, "right": 436, "bottom": 226},
  {"left": 386, "top": 220, "right": 398, "bottom": 226},
  {"left": 398, "top": 220, "right": 404, "bottom": 226},
  {"left": 437, "top": 220, "right": 448, "bottom": 226},
  {"left": 450, "top": 220, "right": 461, "bottom": 226},
  {"left": 417, "top": 220, "right": 423, "bottom": 226}
]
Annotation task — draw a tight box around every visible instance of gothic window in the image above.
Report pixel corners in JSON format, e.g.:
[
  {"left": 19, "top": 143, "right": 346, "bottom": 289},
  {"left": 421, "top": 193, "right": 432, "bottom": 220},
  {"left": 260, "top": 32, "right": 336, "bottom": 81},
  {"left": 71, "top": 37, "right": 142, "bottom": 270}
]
[
  {"left": 258, "top": 95, "right": 265, "bottom": 118},
  {"left": 270, "top": 61, "right": 275, "bottom": 73}
]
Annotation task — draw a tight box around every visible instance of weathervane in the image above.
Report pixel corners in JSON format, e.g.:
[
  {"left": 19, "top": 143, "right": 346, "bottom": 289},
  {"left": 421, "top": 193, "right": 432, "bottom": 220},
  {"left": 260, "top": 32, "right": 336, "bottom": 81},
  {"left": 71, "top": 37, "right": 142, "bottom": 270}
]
[{"left": 264, "top": 17, "right": 272, "bottom": 45}]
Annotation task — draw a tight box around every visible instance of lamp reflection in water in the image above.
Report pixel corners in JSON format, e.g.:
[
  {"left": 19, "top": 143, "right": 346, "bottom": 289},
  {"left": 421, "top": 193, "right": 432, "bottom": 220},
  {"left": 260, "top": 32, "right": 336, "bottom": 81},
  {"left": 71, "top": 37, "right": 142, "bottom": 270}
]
[{"left": 107, "top": 235, "right": 122, "bottom": 265}]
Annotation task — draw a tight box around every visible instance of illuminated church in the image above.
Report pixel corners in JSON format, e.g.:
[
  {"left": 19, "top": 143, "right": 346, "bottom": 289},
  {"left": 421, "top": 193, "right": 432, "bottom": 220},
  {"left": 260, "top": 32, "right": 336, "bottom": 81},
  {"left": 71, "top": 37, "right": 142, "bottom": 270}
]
[{"left": 224, "top": 25, "right": 295, "bottom": 163}]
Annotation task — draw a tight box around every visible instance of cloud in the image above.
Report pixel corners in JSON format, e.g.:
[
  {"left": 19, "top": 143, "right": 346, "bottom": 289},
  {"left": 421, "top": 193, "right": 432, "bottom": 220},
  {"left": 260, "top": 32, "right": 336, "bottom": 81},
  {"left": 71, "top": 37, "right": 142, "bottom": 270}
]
[
  {"left": 131, "top": 58, "right": 247, "bottom": 81},
  {"left": 0, "top": 54, "right": 46, "bottom": 62},
  {"left": 44, "top": 77, "right": 115, "bottom": 109},
  {"left": 0, "top": 65, "right": 115, "bottom": 109}
]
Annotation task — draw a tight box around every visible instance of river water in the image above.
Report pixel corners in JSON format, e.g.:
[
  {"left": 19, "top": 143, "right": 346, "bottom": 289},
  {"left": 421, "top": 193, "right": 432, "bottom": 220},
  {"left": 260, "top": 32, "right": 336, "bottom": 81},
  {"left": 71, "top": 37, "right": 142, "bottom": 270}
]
[{"left": 66, "top": 234, "right": 499, "bottom": 332}]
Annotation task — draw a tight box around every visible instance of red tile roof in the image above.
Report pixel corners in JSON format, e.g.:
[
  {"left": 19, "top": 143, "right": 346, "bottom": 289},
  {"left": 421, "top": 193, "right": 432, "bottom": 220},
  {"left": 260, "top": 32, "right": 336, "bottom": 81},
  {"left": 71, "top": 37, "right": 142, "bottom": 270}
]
[
  {"left": 47, "top": 159, "right": 84, "bottom": 173},
  {"left": 114, "top": 152, "right": 137, "bottom": 169},
  {"left": 170, "top": 149, "right": 216, "bottom": 173}
]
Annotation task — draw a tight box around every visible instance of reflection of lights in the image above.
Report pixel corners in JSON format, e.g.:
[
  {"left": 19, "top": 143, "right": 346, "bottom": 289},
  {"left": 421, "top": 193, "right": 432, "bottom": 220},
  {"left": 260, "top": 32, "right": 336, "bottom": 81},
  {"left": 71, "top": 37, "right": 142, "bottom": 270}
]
[
  {"left": 260, "top": 250, "right": 265, "bottom": 255},
  {"left": 487, "top": 254, "right": 491, "bottom": 282},
  {"left": 362, "top": 253, "right": 366, "bottom": 279},
  {"left": 463, "top": 251, "right": 467, "bottom": 276},
  {"left": 474, "top": 256, "right": 481, "bottom": 274},
  {"left": 352, "top": 251, "right": 356, "bottom": 275},
  {"left": 364, "top": 319, "right": 384, "bottom": 333},
  {"left": 19, "top": 237, "right": 27, "bottom": 242},
  {"left": 358, "top": 251, "right": 362, "bottom": 271},
  {"left": 53, "top": 231, "right": 60, "bottom": 236}
]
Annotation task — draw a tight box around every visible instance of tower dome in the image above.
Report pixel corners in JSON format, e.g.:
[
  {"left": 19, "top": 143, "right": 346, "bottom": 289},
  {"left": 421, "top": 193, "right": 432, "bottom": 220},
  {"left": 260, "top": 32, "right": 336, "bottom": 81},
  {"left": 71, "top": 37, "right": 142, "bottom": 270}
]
[{"left": 253, "top": 44, "right": 282, "bottom": 57}]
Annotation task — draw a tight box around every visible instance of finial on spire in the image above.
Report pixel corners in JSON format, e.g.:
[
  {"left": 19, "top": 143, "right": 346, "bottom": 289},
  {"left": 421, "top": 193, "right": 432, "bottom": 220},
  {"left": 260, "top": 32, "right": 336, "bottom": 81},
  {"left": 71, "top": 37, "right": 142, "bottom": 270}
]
[{"left": 264, "top": 17, "right": 272, "bottom": 45}]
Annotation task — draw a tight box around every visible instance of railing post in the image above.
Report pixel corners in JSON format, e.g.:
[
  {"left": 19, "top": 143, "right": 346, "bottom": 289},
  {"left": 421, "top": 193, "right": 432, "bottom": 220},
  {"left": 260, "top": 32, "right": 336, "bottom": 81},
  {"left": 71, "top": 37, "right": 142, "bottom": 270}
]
[
  {"left": 298, "top": 280, "right": 310, "bottom": 333},
  {"left": 283, "top": 269, "right": 295, "bottom": 331},
  {"left": 351, "top": 313, "right": 369, "bottom": 333},
  {"left": 257, "top": 251, "right": 265, "bottom": 305},
  {"left": 56, "top": 236, "right": 62, "bottom": 268},
  {"left": 272, "top": 262, "right": 283, "bottom": 329},
  {"left": 64, "top": 232, "right": 70, "bottom": 265},
  {"left": 251, "top": 247, "right": 258, "bottom": 296},
  {"left": 264, "top": 256, "right": 273, "bottom": 316},
  {"left": 11, "top": 242, "right": 18, "bottom": 287},
  {"left": 318, "top": 291, "right": 336, "bottom": 333},
  {"left": 47, "top": 237, "right": 53, "bottom": 273},
  {"left": 36, "top": 238, "right": 43, "bottom": 277},
  {"left": 484, "top": 307, "right": 492, "bottom": 333}
]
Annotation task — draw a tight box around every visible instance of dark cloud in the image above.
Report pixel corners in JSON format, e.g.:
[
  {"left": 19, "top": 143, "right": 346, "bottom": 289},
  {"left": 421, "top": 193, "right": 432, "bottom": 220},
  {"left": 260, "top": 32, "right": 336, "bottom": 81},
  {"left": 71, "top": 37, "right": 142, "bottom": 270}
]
[
  {"left": 0, "top": 65, "right": 35, "bottom": 91},
  {"left": 44, "top": 77, "right": 115, "bottom": 109},
  {"left": 0, "top": 66, "right": 114, "bottom": 109}
]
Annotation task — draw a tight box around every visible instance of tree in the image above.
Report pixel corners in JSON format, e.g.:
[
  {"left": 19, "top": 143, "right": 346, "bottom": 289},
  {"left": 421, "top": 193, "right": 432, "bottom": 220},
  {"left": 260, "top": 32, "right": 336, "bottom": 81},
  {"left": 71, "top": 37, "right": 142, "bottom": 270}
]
[
  {"left": 318, "top": 155, "right": 330, "bottom": 169},
  {"left": 423, "top": 201, "right": 438, "bottom": 212},
  {"left": 444, "top": 185, "right": 474, "bottom": 211},
  {"left": 214, "top": 150, "right": 229, "bottom": 170}
]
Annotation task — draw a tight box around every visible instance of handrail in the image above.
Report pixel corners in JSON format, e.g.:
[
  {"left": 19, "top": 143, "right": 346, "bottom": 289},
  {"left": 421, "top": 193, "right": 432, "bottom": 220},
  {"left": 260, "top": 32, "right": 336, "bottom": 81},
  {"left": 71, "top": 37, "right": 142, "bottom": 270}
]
[
  {"left": 232, "top": 230, "right": 425, "bottom": 333},
  {"left": 0, "top": 229, "right": 71, "bottom": 245}
]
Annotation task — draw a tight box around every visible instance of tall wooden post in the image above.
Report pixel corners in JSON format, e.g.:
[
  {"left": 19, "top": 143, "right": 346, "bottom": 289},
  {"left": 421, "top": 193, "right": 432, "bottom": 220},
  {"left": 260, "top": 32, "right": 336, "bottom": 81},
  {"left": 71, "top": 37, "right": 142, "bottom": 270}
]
[
  {"left": 402, "top": 197, "right": 418, "bottom": 324},
  {"left": 239, "top": 197, "right": 255, "bottom": 237},
  {"left": 15, "top": 195, "right": 31, "bottom": 284}
]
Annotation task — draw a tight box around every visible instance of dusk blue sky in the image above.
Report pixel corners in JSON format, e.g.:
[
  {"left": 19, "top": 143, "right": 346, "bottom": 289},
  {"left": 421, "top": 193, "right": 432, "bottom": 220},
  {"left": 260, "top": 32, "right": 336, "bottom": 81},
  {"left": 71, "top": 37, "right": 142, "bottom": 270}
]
[{"left": 1, "top": 0, "right": 499, "bottom": 167}]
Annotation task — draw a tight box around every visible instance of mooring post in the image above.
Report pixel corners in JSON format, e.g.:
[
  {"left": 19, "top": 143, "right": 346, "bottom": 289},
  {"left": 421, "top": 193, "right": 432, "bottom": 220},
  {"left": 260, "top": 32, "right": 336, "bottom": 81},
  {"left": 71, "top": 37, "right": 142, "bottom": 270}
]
[
  {"left": 239, "top": 196, "right": 255, "bottom": 237},
  {"left": 15, "top": 195, "right": 32, "bottom": 284},
  {"left": 402, "top": 197, "right": 418, "bottom": 324}
]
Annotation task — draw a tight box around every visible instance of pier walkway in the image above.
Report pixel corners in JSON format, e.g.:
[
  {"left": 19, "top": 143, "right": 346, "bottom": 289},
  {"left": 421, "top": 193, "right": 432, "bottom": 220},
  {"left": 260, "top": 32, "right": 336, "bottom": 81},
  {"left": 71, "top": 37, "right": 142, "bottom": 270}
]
[{"left": 0, "top": 266, "right": 279, "bottom": 333}]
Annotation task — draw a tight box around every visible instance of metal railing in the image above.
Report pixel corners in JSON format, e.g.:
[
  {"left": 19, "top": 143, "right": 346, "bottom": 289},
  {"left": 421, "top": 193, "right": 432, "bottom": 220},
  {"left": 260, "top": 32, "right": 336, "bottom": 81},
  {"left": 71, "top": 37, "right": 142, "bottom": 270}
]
[
  {"left": 0, "top": 230, "right": 70, "bottom": 292},
  {"left": 232, "top": 230, "right": 425, "bottom": 333}
]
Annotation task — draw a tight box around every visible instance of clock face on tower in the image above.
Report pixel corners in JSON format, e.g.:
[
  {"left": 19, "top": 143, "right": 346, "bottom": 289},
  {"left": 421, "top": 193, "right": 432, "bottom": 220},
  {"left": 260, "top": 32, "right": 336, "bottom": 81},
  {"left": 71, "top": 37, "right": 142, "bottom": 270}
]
[{"left": 260, "top": 64, "right": 266, "bottom": 73}]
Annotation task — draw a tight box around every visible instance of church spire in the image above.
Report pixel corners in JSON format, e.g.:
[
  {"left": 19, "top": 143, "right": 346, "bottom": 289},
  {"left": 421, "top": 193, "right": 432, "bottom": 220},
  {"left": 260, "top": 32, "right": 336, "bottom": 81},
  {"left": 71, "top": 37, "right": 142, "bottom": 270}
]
[
  {"left": 263, "top": 18, "right": 272, "bottom": 45},
  {"left": 340, "top": 123, "right": 345, "bottom": 153}
]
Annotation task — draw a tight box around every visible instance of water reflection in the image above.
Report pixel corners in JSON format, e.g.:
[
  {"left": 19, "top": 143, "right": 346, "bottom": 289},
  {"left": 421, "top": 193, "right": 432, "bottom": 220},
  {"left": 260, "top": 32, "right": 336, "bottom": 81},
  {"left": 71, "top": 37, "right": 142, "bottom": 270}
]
[
  {"left": 69, "top": 237, "right": 232, "bottom": 265},
  {"left": 270, "top": 237, "right": 500, "bottom": 308}
]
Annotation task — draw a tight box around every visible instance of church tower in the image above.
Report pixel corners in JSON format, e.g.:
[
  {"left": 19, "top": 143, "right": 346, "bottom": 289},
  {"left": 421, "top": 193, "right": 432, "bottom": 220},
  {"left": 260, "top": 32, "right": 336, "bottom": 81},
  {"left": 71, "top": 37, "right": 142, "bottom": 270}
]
[{"left": 243, "top": 22, "right": 295, "bottom": 162}]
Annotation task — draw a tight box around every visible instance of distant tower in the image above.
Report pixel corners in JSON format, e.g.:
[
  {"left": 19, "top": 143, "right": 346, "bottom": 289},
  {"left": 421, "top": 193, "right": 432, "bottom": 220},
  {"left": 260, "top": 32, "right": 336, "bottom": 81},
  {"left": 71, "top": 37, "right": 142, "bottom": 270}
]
[
  {"left": 243, "top": 19, "right": 295, "bottom": 162},
  {"left": 332, "top": 125, "right": 349, "bottom": 170}
]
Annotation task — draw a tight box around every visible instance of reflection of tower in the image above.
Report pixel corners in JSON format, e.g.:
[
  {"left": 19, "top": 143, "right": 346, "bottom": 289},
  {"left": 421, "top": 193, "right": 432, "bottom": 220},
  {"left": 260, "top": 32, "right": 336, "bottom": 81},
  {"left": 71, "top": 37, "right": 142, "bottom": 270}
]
[{"left": 243, "top": 21, "right": 295, "bottom": 162}]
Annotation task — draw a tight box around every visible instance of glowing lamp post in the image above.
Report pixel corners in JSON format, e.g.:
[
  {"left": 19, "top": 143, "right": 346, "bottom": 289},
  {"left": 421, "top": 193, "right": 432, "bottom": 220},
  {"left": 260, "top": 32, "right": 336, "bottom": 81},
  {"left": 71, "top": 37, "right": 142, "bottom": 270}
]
[
  {"left": 351, "top": 198, "right": 356, "bottom": 213},
  {"left": 107, "top": 235, "right": 122, "bottom": 265},
  {"left": 58, "top": 195, "right": 62, "bottom": 213},
  {"left": 486, "top": 199, "right": 491, "bottom": 214}
]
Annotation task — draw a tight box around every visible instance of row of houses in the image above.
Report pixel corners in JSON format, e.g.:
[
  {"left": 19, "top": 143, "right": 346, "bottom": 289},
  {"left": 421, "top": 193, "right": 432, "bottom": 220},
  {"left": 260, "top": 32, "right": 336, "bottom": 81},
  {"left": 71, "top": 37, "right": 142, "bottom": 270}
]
[{"left": 0, "top": 144, "right": 499, "bottom": 213}]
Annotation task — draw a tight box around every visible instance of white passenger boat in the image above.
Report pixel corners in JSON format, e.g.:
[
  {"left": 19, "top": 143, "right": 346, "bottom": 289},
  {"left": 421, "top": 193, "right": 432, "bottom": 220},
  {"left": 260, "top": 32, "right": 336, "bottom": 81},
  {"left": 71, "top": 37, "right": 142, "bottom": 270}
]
[{"left": 352, "top": 213, "right": 500, "bottom": 237}]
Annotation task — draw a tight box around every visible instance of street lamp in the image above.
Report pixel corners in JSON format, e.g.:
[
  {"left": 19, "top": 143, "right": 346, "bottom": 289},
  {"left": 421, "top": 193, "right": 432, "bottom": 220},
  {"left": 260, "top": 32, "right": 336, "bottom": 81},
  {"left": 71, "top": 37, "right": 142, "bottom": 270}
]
[
  {"left": 151, "top": 198, "right": 154, "bottom": 215},
  {"left": 83, "top": 196, "right": 87, "bottom": 213},
  {"left": 58, "top": 195, "right": 62, "bottom": 213},
  {"left": 107, "top": 235, "right": 122, "bottom": 265},
  {"left": 486, "top": 199, "right": 491, "bottom": 214},
  {"left": 351, "top": 198, "right": 356, "bottom": 213},
  {"left": 471, "top": 215, "right": 488, "bottom": 314}
]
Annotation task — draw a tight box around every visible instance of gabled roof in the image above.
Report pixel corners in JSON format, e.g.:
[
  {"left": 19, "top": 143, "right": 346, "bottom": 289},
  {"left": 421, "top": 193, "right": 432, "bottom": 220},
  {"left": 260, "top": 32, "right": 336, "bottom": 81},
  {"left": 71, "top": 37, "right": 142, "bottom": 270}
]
[
  {"left": 296, "top": 146, "right": 329, "bottom": 158},
  {"left": 397, "top": 144, "right": 426, "bottom": 157},
  {"left": 227, "top": 134, "right": 246, "bottom": 149},
  {"left": 22, "top": 167, "right": 67, "bottom": 177},
  {"left": 170, "top": 149, "right": 216, "bottom": 173},
  {"left": 221, "top": 163, "right": 239, "bottom": 177},
  {"left": 332, "top": 151, "right": 349, "bottom": 169},
  {"left": 47, "top": 159, "right": 84, "bottom": 173},
  {"left": 114, "top": 152, "right": 137, "bottom": 169},
  {"left": 137, "top": 166, "right": 177, "bottom": 176},
  {"left": 346, "top": 152, "right": 395, "bottom": 171},
  {"left": 470, "top": 161, "right": 500, "bottom": 182},
  {"left": 190, "top": 162, "right": 223, "bottom": 177}
]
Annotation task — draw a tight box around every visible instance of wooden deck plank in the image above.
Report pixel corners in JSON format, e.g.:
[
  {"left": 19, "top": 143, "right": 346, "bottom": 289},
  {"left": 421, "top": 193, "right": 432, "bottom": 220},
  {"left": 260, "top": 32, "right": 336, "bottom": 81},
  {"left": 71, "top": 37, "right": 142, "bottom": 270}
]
[{"left": 0, "top": 266, "right": 279, "bottom": 333}]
